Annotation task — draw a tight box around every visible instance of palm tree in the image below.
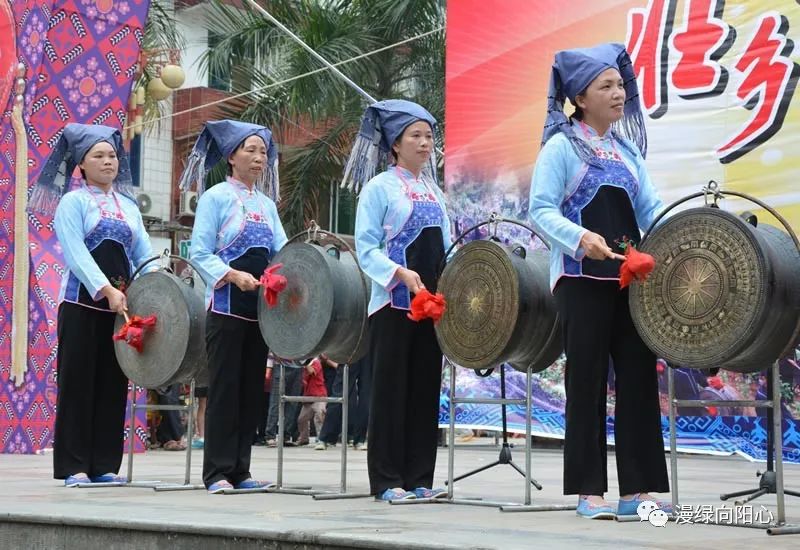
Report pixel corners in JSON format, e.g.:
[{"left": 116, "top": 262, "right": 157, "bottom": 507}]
[{"left": 199, "top": 0, "right": 445, "bottom": 235}]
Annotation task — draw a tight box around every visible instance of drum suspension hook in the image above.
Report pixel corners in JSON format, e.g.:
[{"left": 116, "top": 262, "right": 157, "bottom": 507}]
[
  {"left": 158, "top": 247, "right": 173, "bottom": 272},
  {"left": 306, "top": 219, "right": 321, "bottom": 243},
  {"left": 489, "top": 211, "right": 500, "bottom": 239},
  {"left": 703, "top": 180, "right": 724, "bottom": 208}
]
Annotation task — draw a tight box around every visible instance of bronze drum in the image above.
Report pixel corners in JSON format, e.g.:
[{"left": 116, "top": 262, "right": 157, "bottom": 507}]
[
  {"left": 114, "top": 269, "right": 207, "bottom": 388},
  {"left": 629, "top": 207, "right": 800, "bottom": 373},
  {"left": 184, "top": 270, "right": 209, "bottom": 387},
  {"left": 435, "top": 239, "right": 562, "bottom": 372},
  {"left": 258, "top": 242, "right": 370, "bottom": 364}
]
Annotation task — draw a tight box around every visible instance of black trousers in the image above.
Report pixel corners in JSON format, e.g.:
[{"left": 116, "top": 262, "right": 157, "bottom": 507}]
[
  {"left": 254, "top": 389, "right": 270, "bottom": 441},
  {"left": 555, "top": 277, "right": 669, "bottom": 496},
  {"left": 367, "top": 306, "right": 443, "bottom": 495},
  {"left": 323, "top": 365, "right": 336, "bottom": 398},
  {"left": 203, "top": 313, "right": 268, "bottom": 486},
  {"left": 156, "top": 385, "right": 184, "bottom": 444},
  {"left": 264, "top": 365, "right": 303, "bottom": 440},
  {"left": 319, "top": 356, "right": 372, "bottom": 445},
  {"left": 53, "top": 302, "right": 129, "bottom": 479}
]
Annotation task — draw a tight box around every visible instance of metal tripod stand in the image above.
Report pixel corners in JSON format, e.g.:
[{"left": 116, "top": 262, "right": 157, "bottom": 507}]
[
  {"left": 719, "top": 366, "right": 800, "bottom": 506},
  {"left": 445, "top": 365, "right": 541, "bottom": 490}
]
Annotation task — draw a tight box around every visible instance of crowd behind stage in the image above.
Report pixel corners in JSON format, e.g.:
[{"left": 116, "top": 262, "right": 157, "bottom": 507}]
[
  {"left": 149, "top": 354, "right": 372, "bottom": 453},
  {"left": 146, "top": 349, "right": 800, "bottom": 454}
]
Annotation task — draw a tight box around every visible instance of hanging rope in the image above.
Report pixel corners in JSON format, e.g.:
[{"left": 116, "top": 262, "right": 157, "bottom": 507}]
[
  {"left": 243, "top": 0, "right": 377, "bottom": 104},
  {"left": 126, "top": 27, "right": 443, "bottom": 129},
  {"left": 11, "top": 65, "right": 28, "bottom": 388}
]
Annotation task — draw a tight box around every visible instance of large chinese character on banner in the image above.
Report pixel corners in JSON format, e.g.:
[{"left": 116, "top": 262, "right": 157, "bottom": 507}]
[
  {"left": 443, "top": 0, "right": 800, "bottom": 463},
  {"left": 0, "top": 1, "right": 152, "bottom": 454}
]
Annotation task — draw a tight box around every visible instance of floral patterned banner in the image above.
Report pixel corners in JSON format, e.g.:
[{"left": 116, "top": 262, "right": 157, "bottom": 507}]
[{"left": 0, "top": 0, "right": 151, "bottom": 454}]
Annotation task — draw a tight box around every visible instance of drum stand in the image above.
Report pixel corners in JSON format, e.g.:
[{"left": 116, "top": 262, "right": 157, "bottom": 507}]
[
  {"left": 449, "top": 365, "right": 541, "bottom": 488},
  {"left": 667, "top": 362, "right": 799, "bottom": 534},
  {"left": 392, "top": 363, "right": 575, "bottom": 513},
  {"left": 77, "top": 379, "right": 205, "bottom": 491},
  {"left": 265, "top": 362, "right": 371, "bottom": 500}
]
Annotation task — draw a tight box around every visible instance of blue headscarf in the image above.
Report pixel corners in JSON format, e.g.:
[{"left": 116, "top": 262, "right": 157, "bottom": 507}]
[
  {"left": 28, "top": 123, "right": 133, "bottom": 216},
  {"left": 178, "top": 120, "right": 279, "bottom": 201},
  {"left": 541, "top": 43, "right": 646, "bottom": 165},
  {"left": 341, "top": 99, "right": 438, "bottom": 193}
]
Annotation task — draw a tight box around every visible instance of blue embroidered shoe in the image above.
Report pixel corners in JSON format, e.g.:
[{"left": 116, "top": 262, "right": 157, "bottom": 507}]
[
  {"left": 207, "top": 480, "right": 234, "bottom": 494},
  {"left": 375, "top": 488, "right": 416, "bottom": 501},
  {"left": 234, "top": 479, "right": 275, "bottom": 490},
  {"left": 89, "top": 473, "right": 126, "bottom": 483},
  {"left": 617, "top": 494, "right": 673, "bottom": 517},
  {"left": 64, "top": 474, "right": 91, "bottom": 487},
  {"left": 576, "top": 497, "right": 617, "bottom": 519},
  {"left": 412, "top": 487, "right": 447, "bottom": 499}
]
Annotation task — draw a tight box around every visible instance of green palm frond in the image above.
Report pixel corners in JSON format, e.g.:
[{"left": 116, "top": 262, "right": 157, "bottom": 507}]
[
  {"left": 279, "top": 112, "right": 363, "bottom": 234},
  {"left": 198, "top": 0, "right": 445, "bottom": 232}
]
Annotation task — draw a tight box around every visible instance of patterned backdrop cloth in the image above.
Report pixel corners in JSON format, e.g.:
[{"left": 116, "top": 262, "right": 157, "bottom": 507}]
[
  {"left": 440, "top": 361, "right": 800, "bottom": 464},
  {"left": 0, "top": 0, "right": 151, "bottom": 454}
]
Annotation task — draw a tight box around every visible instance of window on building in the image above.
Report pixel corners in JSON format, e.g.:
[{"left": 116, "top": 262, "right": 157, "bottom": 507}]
[
  {"left": 329, "top": 185, "right": 356, "bottom": 235},
  {"left": 336, "top": 189, "right": 356, "bottom": 235},
  {"left": 129, "top": 134, "right": 142, "bottom": 187},
  {"left": 207, "top": 31, "right": 231, "bottom": 92},
  {"left": 207, "top": 31, "right": 252, "bottom": 93}
]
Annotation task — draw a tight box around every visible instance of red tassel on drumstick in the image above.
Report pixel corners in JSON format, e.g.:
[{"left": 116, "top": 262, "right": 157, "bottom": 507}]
[
  {"left": 259, "top": 263, "right": 287, "bottom": 308},
  {"left": 407, "top": 289, "right": 447, "bottom": 324},
  {"left": 113, "top": 311, "right": 158, "bottom": 353},
  {"left": 618, "top": 238, "right": 656, "bottom": 289}
]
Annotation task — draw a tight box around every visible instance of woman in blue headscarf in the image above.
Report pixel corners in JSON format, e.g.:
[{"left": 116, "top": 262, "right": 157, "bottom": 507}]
[
  {"left": 181, "top": 120, "right": 287, "bottom": 493},
  {"left": 345, "top": 100, "right": 451, "bottom": 502},
  {"left": 529, "top": 43, "right": 670, "bottom": 519},
  {"left": 30, "top": 123, "right": 156, "bottom": 487}
]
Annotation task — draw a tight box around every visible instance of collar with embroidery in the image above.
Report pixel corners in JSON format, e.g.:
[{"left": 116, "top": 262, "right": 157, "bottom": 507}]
[
  {"left": 227, "top": 176, "right": 258, "bottom": 195},
  {"left": 86, "top": 183, "right": 115, "bottom": 196}
]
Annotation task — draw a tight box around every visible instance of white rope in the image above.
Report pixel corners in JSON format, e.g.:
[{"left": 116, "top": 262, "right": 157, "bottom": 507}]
[
  {"left": 11, "top": 82, "right": 29, "bottom": 388},
  {"left": 130, "top": 26, "right": 444, "bottom": 129}
]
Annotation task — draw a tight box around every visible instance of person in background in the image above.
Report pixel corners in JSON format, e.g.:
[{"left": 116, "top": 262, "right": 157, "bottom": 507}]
[
  {"left": 192, "top": 388, "right": 207, "bottom": 450},
  {"left": 264, "top": 359, "right": 304, "bottom": 446},
  {"left": 253, "top": 359, "right": 273, "bottom": 446},
  {"left": 155, "top": 385, "right": 187, "bottom": 451},
  {"left": 296, "top": 357, "right": 327, "bottom": 446},
  {"left": 320, "top": 354, "right": 337, "bottom": 400},
  {"left": 316, "top": 356, "right": 372, "bottom": 451}
]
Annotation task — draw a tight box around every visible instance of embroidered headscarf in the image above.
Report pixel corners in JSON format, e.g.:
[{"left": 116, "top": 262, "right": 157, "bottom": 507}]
[
  {"left": 542, "top": 43, "right": 646, "bottom": 165},
  {"left": 29, "top": 123, "right": 134, "bottom": 215},
  {"left": 341, "top": 99, "right": 438, "bottom": 193},
  {"left": 178, "top": 120, "right": 279, "bottom": 201}
]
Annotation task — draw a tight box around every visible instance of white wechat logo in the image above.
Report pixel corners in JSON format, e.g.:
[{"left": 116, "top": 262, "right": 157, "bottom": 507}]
[{"left": 637, "top": 501, "right": 669, "bottom": 527}]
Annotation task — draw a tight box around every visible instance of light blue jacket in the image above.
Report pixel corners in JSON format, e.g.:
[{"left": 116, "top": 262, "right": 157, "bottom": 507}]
[
  {"left": 54, "top": 184, "right": 155, "bottom": 303},
  {"left": 528, "top": 123, "right": 663, "bottom": 290},
  {"left": 190, "top": 178, "right": 288, "bottom": 310},
  {"left": 355, "top": 167, "right": 452, "bottom": 315}
]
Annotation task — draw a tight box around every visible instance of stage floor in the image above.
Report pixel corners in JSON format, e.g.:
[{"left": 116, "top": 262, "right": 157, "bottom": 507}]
[{"left": 1, "top": 440, "right": 799, "bottom": 549}]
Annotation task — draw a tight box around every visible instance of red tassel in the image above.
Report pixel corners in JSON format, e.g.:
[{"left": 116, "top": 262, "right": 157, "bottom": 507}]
[
  {"left": 708, "top": 376, "right": 724, "bottom": 390},
  {"left": 260, "top": 263, "right": 287, "bottom": 308},
  {"left": 407, "top": 289, "right": 447, "bottom": 324},
  {"left": 619, "top": 244, "right": 656, "bottom": 289},
  {"left": 113, "top": 314, "right": 157, "bottom": 353}
]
